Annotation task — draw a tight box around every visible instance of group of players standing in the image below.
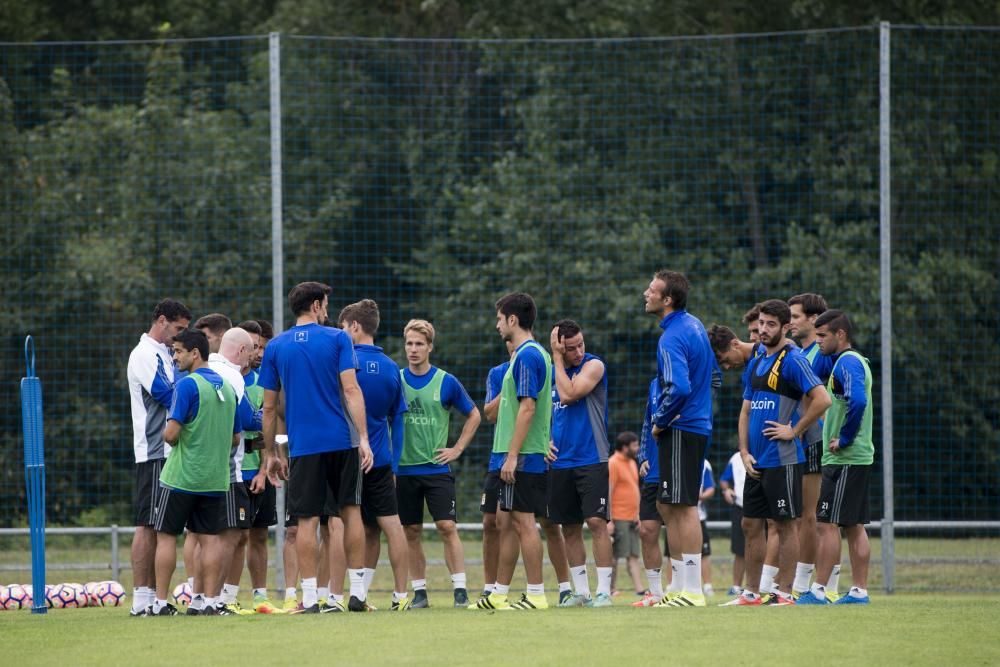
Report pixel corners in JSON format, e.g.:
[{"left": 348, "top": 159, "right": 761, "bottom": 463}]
[{"left": 125, "top": 269, "right": 873, "bottom": 616}]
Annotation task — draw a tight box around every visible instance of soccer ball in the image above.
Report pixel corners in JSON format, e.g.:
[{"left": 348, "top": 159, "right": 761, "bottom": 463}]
[
  {"left": 20, "top": 584, "right": 35, "bottom": 607},
  {"left": 84, "top": 582, "right": 102, "bottom": 607},
  {"left": 172, "top": 582, "right": 193, "bottom": 606},
  {"left": 45, "top": 584, "right": 64, "bottom": 609},
  {"left": 57, "top": 583, "right": 88, "bottom": 608},
  {"left": 96, "top": 581, "right": 126, "bottom": 607},
  {"left": 3, "top": 584, "right": 30, "bottom": 610}
]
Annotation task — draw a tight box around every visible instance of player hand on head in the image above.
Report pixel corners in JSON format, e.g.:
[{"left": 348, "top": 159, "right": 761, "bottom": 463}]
[
  {"left": 434, "top": 446, "right": 463, "bottom": 464},
  {"left": 741, "top": 451, "right": 761, "bottom": 479},
  {"left": 762, "top": 420, "right": 795, "bottom": 441},
  {"left": 549, "top": 327, "right": 565, "bottom": 358}
]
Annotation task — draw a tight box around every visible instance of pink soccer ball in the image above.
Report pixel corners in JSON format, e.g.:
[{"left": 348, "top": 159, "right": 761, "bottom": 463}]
[
  {"left": 84, "top": 582, "right": 102, "bottom": 607},
  {"left": 4, "top": 584, "right": 30, "bottom": 610},
  {"left": 45, "top": 585, "right": 64, "bottom": 609},
  {"left": 96, "top": 581, "right": 126, "bottom": 607},
  {"left": 20, "top": 584, "right": 35, "bottom": 607},
  {"left": 58, "top": 583, "right": 88, "bottom": 608},
  {"left": 172, "top": 582, "right": 192, "bottom": 606}
]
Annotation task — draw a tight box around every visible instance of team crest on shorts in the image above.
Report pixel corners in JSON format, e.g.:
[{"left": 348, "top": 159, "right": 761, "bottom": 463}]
[{"left": 239, "top": 507, "right": 246, "bottom": 521}]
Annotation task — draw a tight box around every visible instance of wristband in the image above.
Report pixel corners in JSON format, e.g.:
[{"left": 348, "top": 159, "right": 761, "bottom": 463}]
[{"left": 275, "top": 434, "right": 288, "bottom": 445}]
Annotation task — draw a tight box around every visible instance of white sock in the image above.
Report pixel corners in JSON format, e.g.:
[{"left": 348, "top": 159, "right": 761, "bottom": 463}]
[
  {"left": 349, "top": 568, "right": 366, "bottom": 600},
  {"left": 557, "top": 581, "right": 571, "bottom": 594},
  {"left": 362, "top": 568, "right": 376, "bottom": 596},
  {"left": 222, "top": 583, "right": 239, "bottom": 604},
  {"left": 596, "top": 566, "right": 613, "bottom": 597},
  {"left": 317, "top": 586, "right": 330, "bottom": 601},
  {"left": 760, "top": 564, "right": 779, "bottom": 595},
  {"left": 667, "top": 559, "right": 684, "bottom": 593},
  {"left": 494, "top": 582, "right": 510, "bottom": 596},
  {"left": 809, "top": 582, "right": 827, "bottom": 600},
  {"left": 412, "top": 578, "right": 427, "bottom": 592},
  {"left": 682, "top": 553, "right": 702, "bottom": 595},
  {"left": 645, "top": 568, "right": 663, "bottom": 598},
  {"left": 205, "top": 596, "right": 218, "bottom": 608},
  {"left": 827, "top": 564, "right": 842, "bottom": 593},
  {"left": 252, "top": 587, "right": 266, "bottom": 599},
  {"left": 849, "top": 586, "right": 868, "bottom": 599},
  {"left": 793, "top": 563, "right": 815, "bottom": 593},
  {"left": 571, "top": 566, "right": 591, "bottom": 597},
  {"left": 330, "top": 593, "right": 344, "bottom": 603},
  {"left": 393, "top": 591, "right": 408, "bottom": 602},
  {"left": 190, "top": 594, "right": 206, "bottom": 611},
  {"left": 301, "top": 577, "right": 317, "bottom": 608},
  {"left": 451, "top": 573, "right": 467, "bottom": 590},
  {"left": 152, "top": 598, "right": 167, "bottom": 613},
  {"left": 526, "top": 583, "right": 544, "bottom": 596},
  {"left": 136, "top": 586, "right": 154, "bottom": 610},
  {"left": 484, "top": 583, "right": 496, "bottom": 594},
  {"left": 285, "top": 587, "right": 296, "bottom": 600},
  {"left": 131, "top": 588, "right": 144, "bottom": 612},
  {"left": 186, "top": 577, "right": 195, "bottom": 590}
]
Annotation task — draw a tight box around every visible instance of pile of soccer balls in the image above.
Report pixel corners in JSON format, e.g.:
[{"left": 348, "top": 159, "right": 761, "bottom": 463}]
[{"left": 0, "top": 581, "right": 126, "bottom": 609}]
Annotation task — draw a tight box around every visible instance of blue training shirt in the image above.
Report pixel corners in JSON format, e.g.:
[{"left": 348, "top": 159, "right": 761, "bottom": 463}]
[
  {"left": 652, "top": 310, "right": 714, "bottom": 437},
  {"left": 354, "top": 344, "right": 408, "bottom": 470},
  {"left": 485, "top": 362, "right": 509, "bottom": 404},
  {"left": 743, "top": 344, "right": 822, "bottom": 468},
  {"left": 551, "top": 353, "right": 610, "bottom": 469},
  {"left": 488, "top": 341, "right": 548, "bottom": 474},
  {"left": 396, "top": 365, "right": 476, "bottom": 476},
  {"left": 638, "top": 376, "right": 661, "bottom": 485},
  {"left": 257, "top": 323, "right": 360, "bottom": 457}
]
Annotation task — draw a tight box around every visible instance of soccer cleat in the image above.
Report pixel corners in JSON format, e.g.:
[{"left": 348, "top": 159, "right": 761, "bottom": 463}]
[
  {"left": 656, "top": 592, "right": 706, "bottom": 608},
  {"left": 631, "top": 591, "right": 658, "bottom": 607},
  {"left": 771, "top": 593, "right": 796, "bottom": 606},
  {"left": 214, "top": 603, "right": 237, "bottom": 616},
  {"left": 252, "top": 597, "right": 284, "bottom": 614},
  {"left": 319, "top": 600, "right": 346, "bottom": 613},
  {"left": 726, "top": 586, "right": 743, "bottom": 597},
  {"left": 469, "top": 593, "right": 506, "bottom": 610},
  {"left": 391, "top": 598, "right": 412, "bottom": 611},
  {"left": 348, "top": 595, "right": 370, "bottom": 612},
  {"left": 558, "top": 589, "right": 574, "bottom": 605},
  {"left": 317, "top": 599, "right": 329, "bottom": 611},
  {"left": 411, "top": 589, "right": 429, "bottom": 609},
  {"left": 365, "top": 600, "right": 378, "bottom": 611},
  {"left": 651, "top": 592, "right": 679, "bottom": 607},
  {"left": 558, "top": 593, "right": 590, "bottom": 608},
  {"left": 151, "top": 603, "right": 178, "bottom": 616},
  {"left": 453, "top": 588, "right": 469, "bottom": 607},
  {"left": 129, "top": 607, "right": 149, "bottom": 617},
  {"left": 185, "top": 606, "right": 202, "bottom": 616},
  {"left": 282, "top": 597, "right": 300, "bottom": 612},
  {"left": 760, "top": 593, "right": 779, "bottom": 606},
  {"left": 586, "top": 593, "right": 613, "bottom": 608},
  {"left": 504, "top": 593, "right": 549, "bottom": 610},
  {"left": 294, "top": 603, "right": 320, "bottom": 614},
  {"left": 834, "top": 593, "right": 870, "bottom": 605},
  {"left": 226, "top": 601, "right": 255, "bottom": 616},
  {"left": 723, "top": 594, "right": 763, "bottom": 607},
  {"left": 826, "top": 590, "right": 841, "bottom": 603},
  {"left": 795, "top": 591, "right": 828, "bottom": 605}
]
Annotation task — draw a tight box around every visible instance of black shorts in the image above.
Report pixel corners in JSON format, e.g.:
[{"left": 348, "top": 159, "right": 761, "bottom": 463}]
[
  {"left": 286, "top": 484, "right": 340, "bottom": 526},
  {"left": 287, "top": 449, "right": 362, "bottom": 519},
  {"left": 224, "top": 481, "right": 252, "bottom": 530},
  {"left": 480, "top": 471, "right": 501, "bottom": 514},
  {"left": 700, "top": 520, "right": 712, "bottom": 556},
  {"left": 804, "top": 441, "right": 823, "bottom": 475},
  {"left": 639, "top": 483, "right": 662, "bottom": 523},
  {"left": 546, "top": 463, "right": 610, "bottom": 524},
  {"left": 499, "top": 471, "right": 547, "bottom": 516},
  {"left": 362, "top": 465, "right": 399, "bottom": 526},
  {"left": 656, "top": 429, "right": 706, "bottom": 506},
  {"left": 134, "top": 459, "right": 165, "bottom": 527},
  {"left": 249, "top": 478, "right": 277, "bottom": 529},
  {"left": 730, "top": 505, "right": 745, "bottom": 557},
  {"left": 153, "top": 485, "right": 226, "bottom": 536},
  {"left": 396, "top": 473, "right": 457, "bottom": 525},
  {"left": 817, "top": 464, "right": 871, "bottom": 527},
  {"left": 743, "top": 464, "right": 803, "bottom": 521}
]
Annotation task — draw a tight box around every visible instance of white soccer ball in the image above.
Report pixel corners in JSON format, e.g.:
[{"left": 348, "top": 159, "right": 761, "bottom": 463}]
[
  {"left": 58, "top": 583, "right": 88, "bottom": 608},
  {"left": 96, "top": 581, "right": 126, "bottom": 607},
  {"left": 83, "top": 582, "right": 102, "bottom": 607},
  {"left": 172, "top": 582, "right": 193, "bottom": 606}
]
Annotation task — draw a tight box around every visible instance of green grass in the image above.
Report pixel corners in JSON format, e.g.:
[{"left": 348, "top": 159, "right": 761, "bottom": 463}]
[{"left": 3, "top": 595, "right": 1000, "bottom": 666}]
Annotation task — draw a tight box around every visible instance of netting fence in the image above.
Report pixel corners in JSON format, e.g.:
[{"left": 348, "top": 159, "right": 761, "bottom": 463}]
[{"left": 1, "top": 25, "right": 997, "bottom": 589}]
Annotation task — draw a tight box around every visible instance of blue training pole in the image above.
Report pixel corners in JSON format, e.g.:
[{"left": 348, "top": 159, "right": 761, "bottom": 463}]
[{"left": 21, "top": 336, "right": 47, "bottom": 614}]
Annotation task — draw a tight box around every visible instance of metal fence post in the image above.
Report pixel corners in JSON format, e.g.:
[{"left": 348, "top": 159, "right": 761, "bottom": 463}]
[
  {"left": 110, "top": 524, "right": 120, "bottom": 582},
  {"left": 879, "top": 20, "right": 895, "bottom": 594},
  {"left": 268, "top": 30, "right": 287, "bottom": 594}
]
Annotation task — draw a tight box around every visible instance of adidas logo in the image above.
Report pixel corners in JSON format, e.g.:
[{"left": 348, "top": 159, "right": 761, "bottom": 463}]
[{"left": 685, "top": 560, "right": 696, "bottom": 565}]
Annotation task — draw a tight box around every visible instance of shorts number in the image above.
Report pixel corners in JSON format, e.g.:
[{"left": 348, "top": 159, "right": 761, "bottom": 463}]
[{"left": 777, "top": 499, "right": 787, "bottom": 508}]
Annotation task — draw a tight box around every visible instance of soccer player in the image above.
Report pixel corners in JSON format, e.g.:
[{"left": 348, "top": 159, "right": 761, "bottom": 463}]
[
  {"left": 150, "top": 329, "right": 240, "bottom": 616},
  {"left": 607, "top": 432, "right": 644, "bottom": 601},
  {"left": 260, "top": 281, "right": 373, "bottom": 613},
  {"left": 743, "top": 303, "right": 762, "bottom": 343},
  {"left": 194, "top": 313, "right": 232, "bottom": 354},
  {"left": 396, "top": 319, "right": 481, "bottom": 608},
  {"left": 719, "top": 450, "right": 747, "bottom": 595},
  {"left": 798, "top": 310, "right": 874, "bottom": 605},
  {"left": 734, "top": 299, "right": 831, "bottom": 606},
  {"left": 547, "top": 319, "right": 614, "bottom": 608},
  {"left": 489, "top": 293, "right": 553, "bottom": 610},
  {"left": 697, "top": 460, "right": 715, "bottom": 596},
  {"left": 633, "top": 378, "right": 666, "bottom": 608},
  {"left": 338, "top": 299, "right": 412, "bottom": 611},
  {"left": 126, "top": 298, "right": 191, "bottom": 616},
  {"left": 787, "top": 293, "right": 831, "bottom": 597},
  {"left": 208, "top": 327, "right": 262, "bottom": 615},
  {"left": 642, "top": 270, "right": 715, "bottom": 608}
]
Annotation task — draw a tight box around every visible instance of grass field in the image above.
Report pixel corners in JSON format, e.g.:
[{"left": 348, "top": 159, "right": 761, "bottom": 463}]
[{"left": 3, "top": 594, "right": 1000, "bottom": 666}]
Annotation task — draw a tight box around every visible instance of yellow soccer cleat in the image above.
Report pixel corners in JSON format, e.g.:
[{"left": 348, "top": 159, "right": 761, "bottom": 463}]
[{"left": 504, "top": 593, "right": 549, "bottom": 610}]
